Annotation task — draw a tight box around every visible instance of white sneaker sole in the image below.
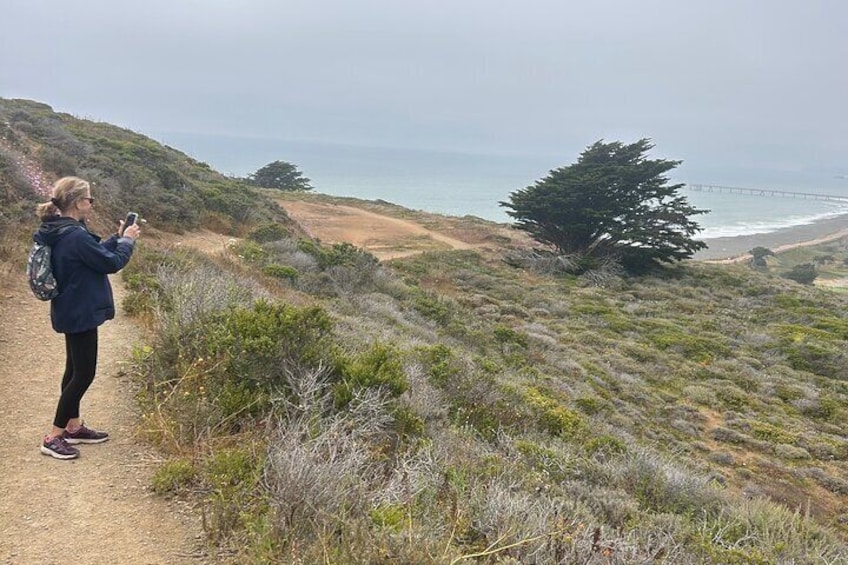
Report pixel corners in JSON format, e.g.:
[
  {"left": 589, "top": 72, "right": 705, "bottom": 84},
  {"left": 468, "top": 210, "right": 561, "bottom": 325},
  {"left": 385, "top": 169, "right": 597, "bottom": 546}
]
[{"left": 40, "top": 445, "right": 79, "bottom": 459}]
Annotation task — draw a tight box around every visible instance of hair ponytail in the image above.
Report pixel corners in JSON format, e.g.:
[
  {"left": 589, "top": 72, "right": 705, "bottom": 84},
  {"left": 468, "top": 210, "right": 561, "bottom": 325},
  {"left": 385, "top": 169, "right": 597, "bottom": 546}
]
[{"left": 36, "top": 201, "right": 60, "bottom": 221}]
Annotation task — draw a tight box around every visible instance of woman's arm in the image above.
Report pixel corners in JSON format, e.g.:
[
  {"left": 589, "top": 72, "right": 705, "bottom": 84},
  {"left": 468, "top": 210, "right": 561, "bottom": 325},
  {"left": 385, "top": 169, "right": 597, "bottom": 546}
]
[{"left": 76, "top": 232, "right": 135, "bottom": 274}]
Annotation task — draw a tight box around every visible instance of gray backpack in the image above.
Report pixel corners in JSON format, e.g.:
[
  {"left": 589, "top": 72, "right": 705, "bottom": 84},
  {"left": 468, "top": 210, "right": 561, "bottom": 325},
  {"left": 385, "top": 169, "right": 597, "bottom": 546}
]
[{"left": 27, "top": 226, "right": 76, "bottom": 300}]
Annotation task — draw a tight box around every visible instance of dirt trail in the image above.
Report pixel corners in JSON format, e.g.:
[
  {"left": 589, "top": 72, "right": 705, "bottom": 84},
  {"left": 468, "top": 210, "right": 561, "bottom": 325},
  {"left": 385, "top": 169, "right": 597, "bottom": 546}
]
[
  {"left": 0, "top": 273, "right": 205, "bottom": 564},
  {"left": 281, "top": 200, "right": 478, "bottom": 259}
]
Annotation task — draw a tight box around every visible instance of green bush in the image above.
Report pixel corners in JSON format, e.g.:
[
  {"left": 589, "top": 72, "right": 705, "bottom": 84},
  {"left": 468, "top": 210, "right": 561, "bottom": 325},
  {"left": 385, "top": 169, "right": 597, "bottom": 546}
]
[
  {"left": 585, "top": 435, "right": 628, "bottom": 457},
  {"left": 774, "top": 324, "right": 846, "bottom": 378},
  {"left": 369, "top": 503, "right": 406, "bottom": 531},
  {"left": 202, "top": 446, "right": 268, "bottom": 540},
  {"left": 334, "top": 343, "right": 407, "bottom": 407},
  {"left": 248, "top": 222, "right": 289, "bottom": 243},
  {"left": 151, "top": 458, "right": 196, "bottom": 494},
  {"left": 297, "top": 239, "right": 376, "bottom": 270},
  {"left": 207, "top": 300, "right": 334, "bottom": 390},
  {"left": 231, "top": 240, "right": 267, "bottom": 263},
  {"left": 262, "top": 264, "right": 298, "bottom": 282},
  {"left": 522, "top": 386, "right": 585, "bottom": 439},
  {"left": 650, "top": 327, "right": 730, "bottom": 363},
  {"left": 493, "top": 324, "right": 529, "bottom": 352},
  {"left": 783, "top": 263, "right": 818, "bottom": 285},
  {"left": 515, "top": 440, "right": 573, "bottom": 482},
  {"left": 410, "top": 288, "right": 455, "bottom": 325},
  {"left": 121, "top": 272, "right": 162, "bottom": 315},
  {"left": 418, "top": 344, "right": 461, "bottom": 387},
  {"left": 39, "top": 146, "right": 77, "bottom": 176}
]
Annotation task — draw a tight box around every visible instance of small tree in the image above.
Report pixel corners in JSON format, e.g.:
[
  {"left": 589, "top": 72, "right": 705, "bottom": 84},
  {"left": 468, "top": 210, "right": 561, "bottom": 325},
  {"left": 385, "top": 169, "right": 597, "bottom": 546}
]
[
  {"left": 784, "top": 263, "right": 818, "bottom": 285},
  {"left": 749, "top": 246, "right": 774, "bottom": 269},
  {"left": 249, "top": 160, "right": 312, "bottom": 191},
  {"left": 500, "top": 139, "right": 707, "bottom": 267}
]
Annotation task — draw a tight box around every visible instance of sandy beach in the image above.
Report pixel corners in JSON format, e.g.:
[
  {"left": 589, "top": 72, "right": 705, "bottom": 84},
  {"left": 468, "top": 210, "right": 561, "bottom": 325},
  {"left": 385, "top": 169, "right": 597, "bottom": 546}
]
[{"left": 694, "top": 213, "right": 848, "bottom": 262}]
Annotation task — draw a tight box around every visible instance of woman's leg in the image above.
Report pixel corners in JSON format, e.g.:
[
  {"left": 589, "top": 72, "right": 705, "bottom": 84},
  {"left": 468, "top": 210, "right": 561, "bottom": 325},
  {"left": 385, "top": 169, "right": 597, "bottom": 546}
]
[
  {"left": 60, "top": 337, "right": 73, "bottom": 392},
  {"left": 52, "top": 328, "right": 98, "bottom": 431}
]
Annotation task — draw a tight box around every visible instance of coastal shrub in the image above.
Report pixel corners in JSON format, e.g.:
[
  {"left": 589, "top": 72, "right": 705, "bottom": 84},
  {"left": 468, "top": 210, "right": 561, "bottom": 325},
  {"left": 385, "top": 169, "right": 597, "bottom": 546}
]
[
  {"left": 198, "top": 211, "right": 234, "bottom": 235},
  {"left": 261, "top": 264, "right": 298, "bottom": 282},
  {"left": 206, "top": 300, "right": 334, "bottom": 390},
  {"left": 522, "top": 386, "right": 586, "bottom": 439},
  {"left": 585, "top": 434, "right": 628, "bottom": 457},
  {"left": 811, "top": 316, "right": 848, "bottom": 340},
  {"left": 410, "top": 288, "right": 455, "bottom": 326},
  {"left": 514, "top": 439, "right": 574, "bottom": 482},
  {"left": 451, "top": 390, "right": 525, "bottom": 441},
  {"left": 750, "top": 421, "right": 795, "bottom": 445},
  {"left": 694, "top": 500, "right": 848, "bottom": 564},
  {"left": 262, "top": 379, "right": 396, "bottom": 558},
  {"left": 649, "top": 327, "right": 731, "bottom": 363},
  {"left": 502, "top": 249, "right": 580, "bottom": 275},
  {"left": 202, "top": 445, "right": 268, "bottom": 541},
  {"left": 248, "top": 222, "right": 289, "bottom": 243},
  {"left": 418, "top": 343, "right": 461, "bottom": 387},
  {"left": 615, "top": 450, "right": 723, "bottom": 516},
  {"left": 801, "top": 394, "right": 841, "bottom": 421},
  {"left": 230, "top": 240, "right": 267, "bottom": 263},
  {"left": 783, "top": 263, "right": 818, "bottom": 285},
  {"left": 715, "top": 385, "right": 752, "bottom": 411},
  {"left": 574, "top": 395, "right": 607, "bottom": 415},
  {"left": 334, "top": 342, "right": 407, "bottom": 408},
  {"left": 773, "top": 444, "right": 811, "bottom": 460},
  {"left": 369, "top": 503, "right": 406, "bottom": 531},
  {"left": 493, "top": 323, "right": 529, "bottom": 353},
  {"left": 0, "top": 151, "right": 39, "bottom": 232},
  {"left": 772, "top": 324, "right": 847, "bottom": 378},
  {"left": 297, "top": 239, "right": 376, "bottom": 269},
  {"left": 262, "top": 241, "right": 319, "bottom": 273},
  {"left": 151, "top": 458, "right": 197, "bottom": 494}
]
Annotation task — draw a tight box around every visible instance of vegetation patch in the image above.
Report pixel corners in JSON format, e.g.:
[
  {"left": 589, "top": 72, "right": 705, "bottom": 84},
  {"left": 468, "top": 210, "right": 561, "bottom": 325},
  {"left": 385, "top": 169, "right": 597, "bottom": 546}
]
[{"left": 522, "top": 386, "right": 586, "bottom": 439}]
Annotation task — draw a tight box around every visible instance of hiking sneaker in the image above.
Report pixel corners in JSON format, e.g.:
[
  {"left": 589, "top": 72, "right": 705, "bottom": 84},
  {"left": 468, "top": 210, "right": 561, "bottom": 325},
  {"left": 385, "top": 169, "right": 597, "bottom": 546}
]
[
  {"left": 41, "top": 436, "right": 80, "bottom": 460},
  {"left": 63, "top": 424, "right": 109, "bottom": 444}
]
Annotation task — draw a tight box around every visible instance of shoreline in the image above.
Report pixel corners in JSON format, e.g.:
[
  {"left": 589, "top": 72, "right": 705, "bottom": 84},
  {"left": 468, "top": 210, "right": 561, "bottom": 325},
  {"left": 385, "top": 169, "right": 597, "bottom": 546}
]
[{"left": 694, "top": 213, "right": 848, "bottom": 262}]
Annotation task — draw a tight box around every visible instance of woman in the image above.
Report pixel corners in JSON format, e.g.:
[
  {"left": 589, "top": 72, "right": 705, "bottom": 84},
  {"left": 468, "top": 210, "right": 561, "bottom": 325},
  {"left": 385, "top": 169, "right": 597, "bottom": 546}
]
[{"left": 34, "top": 177, "right": 141, "bottom": 460}]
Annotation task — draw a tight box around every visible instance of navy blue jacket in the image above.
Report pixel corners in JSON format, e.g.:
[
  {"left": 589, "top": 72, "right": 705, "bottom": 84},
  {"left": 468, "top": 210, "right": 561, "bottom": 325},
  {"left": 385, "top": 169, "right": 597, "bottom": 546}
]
[{"left": 34, "top": 216, "right": 135, "bottom": 334}]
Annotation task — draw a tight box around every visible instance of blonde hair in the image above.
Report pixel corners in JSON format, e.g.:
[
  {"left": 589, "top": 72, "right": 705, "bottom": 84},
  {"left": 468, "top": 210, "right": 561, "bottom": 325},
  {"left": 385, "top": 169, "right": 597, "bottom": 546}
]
[{"left": 36, "top": 177, "right": 91, "bottom": 221}]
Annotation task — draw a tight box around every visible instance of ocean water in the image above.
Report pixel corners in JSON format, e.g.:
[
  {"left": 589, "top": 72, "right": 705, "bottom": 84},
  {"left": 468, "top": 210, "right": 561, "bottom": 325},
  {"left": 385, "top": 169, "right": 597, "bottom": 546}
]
[{"left": 155, "top": 132, "right": 848, "bottom": 240}]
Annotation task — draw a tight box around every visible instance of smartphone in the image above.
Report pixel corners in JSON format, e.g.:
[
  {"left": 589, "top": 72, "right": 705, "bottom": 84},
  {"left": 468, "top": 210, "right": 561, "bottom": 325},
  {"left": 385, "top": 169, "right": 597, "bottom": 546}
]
[{"left": 121, "top": 212, "right": 139, "bottom": 235}]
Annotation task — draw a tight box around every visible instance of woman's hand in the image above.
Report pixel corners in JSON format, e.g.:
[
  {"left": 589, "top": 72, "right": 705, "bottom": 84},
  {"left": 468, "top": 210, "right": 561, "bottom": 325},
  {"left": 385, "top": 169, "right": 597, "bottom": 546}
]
[{"left": 120, "top": 222, "right": 141, "bottom": 240}]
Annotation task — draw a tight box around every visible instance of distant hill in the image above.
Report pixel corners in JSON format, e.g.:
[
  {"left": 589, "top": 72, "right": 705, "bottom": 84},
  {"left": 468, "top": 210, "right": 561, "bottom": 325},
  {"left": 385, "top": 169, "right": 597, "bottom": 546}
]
[{"left": 0, "top": 97, "right": 291, "bottom": 236}]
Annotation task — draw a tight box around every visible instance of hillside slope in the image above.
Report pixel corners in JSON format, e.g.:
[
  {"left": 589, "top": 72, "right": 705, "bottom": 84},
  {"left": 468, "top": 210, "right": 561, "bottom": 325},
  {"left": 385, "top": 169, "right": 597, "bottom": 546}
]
[{"left": 0, "top": 98, "right": 292, "bottom": 237}]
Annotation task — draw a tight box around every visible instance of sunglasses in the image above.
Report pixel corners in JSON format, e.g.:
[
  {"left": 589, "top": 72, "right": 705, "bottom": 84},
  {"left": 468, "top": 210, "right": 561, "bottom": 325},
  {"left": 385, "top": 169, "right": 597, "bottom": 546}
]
[{"left": 81, "top": 197, "right": 95, "bottom": 203}]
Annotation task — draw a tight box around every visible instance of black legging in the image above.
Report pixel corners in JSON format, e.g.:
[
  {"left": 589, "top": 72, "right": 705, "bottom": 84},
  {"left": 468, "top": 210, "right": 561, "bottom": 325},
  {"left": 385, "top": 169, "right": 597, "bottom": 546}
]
[{"left": 53, "top": 328, "right": 98, "bottom": 429}]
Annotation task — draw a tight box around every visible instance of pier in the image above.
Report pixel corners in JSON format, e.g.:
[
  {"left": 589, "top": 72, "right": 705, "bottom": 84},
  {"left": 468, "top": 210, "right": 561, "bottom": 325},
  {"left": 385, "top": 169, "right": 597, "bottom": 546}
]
[{"left": 687, "top": 184, "right": 848, "bottom": 203}]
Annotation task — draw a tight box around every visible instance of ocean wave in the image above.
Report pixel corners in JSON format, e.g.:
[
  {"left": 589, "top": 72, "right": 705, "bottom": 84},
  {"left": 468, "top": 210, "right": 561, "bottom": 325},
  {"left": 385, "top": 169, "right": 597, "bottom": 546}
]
[{"left": 699, "top": 207, "right": 848, "bottom": 239}]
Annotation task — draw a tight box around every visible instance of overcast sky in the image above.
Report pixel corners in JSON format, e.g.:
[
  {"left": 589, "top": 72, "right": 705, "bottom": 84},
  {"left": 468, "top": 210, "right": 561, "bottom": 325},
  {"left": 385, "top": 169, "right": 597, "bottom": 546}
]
[{"left": 2, "top": 0, "right": 846, "bottom": 174}]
